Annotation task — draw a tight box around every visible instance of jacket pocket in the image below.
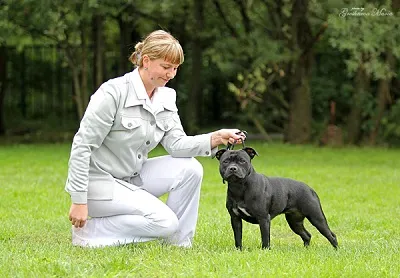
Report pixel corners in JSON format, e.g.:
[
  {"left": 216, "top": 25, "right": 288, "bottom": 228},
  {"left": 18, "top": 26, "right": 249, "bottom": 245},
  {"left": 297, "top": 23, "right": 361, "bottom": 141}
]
[
  {"left": 117, "top": 116, "right": 146, "bottom": 147},
  {"left": 156, "top": 118, "right": 175, "bottom": 132},
  {"left": 121, "top": 116, "right": 142, "bottom": 130}
]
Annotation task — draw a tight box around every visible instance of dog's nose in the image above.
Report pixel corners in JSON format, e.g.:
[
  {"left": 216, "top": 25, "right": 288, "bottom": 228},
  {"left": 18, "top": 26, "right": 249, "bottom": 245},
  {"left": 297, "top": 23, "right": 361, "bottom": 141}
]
[{"left": 228, "top": 166, "right": 238, "bottom": 172}]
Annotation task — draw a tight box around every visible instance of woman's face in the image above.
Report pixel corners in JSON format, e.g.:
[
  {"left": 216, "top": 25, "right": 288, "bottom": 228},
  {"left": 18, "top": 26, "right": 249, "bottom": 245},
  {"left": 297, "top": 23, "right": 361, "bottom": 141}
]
[{"left": 143, "top": 57, "right": 179, "bottom": 88}]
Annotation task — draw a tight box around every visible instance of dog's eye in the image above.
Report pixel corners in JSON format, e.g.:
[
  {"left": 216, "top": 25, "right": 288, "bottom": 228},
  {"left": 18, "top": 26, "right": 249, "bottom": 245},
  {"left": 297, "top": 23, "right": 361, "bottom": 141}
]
[
  {"left": 239, "top": 159, "right": 246, "bottom": 164},
  {"left": 223, "top": 160, "right": 229, "bottom": 164}
]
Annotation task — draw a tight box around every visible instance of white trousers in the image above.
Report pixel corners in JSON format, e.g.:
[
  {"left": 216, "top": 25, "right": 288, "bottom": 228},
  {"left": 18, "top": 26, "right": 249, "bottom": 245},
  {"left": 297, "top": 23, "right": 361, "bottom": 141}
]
[{"left": 72, "top": 156, "right": 203, "bottom": 248}]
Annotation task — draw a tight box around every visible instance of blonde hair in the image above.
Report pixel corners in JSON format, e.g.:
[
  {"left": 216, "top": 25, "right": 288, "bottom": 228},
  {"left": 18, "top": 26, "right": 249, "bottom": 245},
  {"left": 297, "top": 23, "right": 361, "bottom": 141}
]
[{"left": 129, "top": 30, "right": 184, "bottom": 67}]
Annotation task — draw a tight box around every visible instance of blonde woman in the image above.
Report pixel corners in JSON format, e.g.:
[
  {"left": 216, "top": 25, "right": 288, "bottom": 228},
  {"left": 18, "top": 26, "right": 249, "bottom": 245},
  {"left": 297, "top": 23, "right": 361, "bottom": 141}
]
[{"left": 66, "top": 30, "right": 245, "bottom": 248}]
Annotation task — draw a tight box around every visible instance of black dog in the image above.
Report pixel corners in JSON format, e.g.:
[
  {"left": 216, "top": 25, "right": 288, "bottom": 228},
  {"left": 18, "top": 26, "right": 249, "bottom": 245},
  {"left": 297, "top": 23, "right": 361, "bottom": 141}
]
[{"left": 215, "top": 147, "right": 338, "bottom": 250}]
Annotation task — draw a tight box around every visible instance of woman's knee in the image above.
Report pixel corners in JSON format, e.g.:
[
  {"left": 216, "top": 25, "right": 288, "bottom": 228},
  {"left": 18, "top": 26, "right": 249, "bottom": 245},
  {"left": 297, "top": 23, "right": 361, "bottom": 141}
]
[
  {"left": 183, "top": 157, "right": 204, "bottom": 181},
  {"left": 108, "top": 211, "right": 179, "bottom": 239},
  {"left": 156, "top": 210, "right": 179, "bottom": 237}
]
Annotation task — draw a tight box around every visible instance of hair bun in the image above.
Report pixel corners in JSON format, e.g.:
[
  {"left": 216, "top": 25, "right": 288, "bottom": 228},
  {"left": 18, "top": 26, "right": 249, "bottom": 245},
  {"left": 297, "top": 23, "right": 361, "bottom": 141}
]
[{"left": 135, "top": 42, "right": 144, "bottom": 52}]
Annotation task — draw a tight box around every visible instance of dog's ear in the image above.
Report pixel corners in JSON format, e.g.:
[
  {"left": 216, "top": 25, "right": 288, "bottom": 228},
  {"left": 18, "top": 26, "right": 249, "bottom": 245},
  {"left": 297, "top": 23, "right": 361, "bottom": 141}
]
[
  {"left": 215, "top": 149, "right": 227, "bottom": 160},
  {"left": 243, "top": 147, "right": 258, "bottom": 159}
]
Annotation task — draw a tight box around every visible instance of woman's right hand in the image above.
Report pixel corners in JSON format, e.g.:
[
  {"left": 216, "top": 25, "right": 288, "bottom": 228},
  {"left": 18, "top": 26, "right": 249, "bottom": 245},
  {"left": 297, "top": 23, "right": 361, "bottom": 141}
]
[
  {"left": 210, "top": 129, "right": 246, "bottom": 148},
  {"left": 69, "top": 203, "right": 88, "bottom": 228}
]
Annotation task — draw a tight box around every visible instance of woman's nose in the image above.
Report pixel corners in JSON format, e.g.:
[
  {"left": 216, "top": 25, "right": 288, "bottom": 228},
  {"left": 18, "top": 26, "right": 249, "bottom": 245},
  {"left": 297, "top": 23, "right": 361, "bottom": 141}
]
[{"left": 167, "top": 71, "right": 176, "bottom": 79}]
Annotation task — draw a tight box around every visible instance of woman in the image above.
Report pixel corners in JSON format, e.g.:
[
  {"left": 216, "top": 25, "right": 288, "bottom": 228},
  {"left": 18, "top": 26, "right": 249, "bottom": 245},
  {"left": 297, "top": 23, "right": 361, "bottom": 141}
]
[{"left": 66, "top": 30, "right": 245, "bottom": 248}]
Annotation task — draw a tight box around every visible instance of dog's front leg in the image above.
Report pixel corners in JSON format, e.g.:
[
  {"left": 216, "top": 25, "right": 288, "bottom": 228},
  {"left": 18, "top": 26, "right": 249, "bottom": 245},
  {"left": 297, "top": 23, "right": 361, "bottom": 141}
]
[
  {"left": 230, "top": 216, "right": 243, "bottom": 250},
  {"left": 258, "top": 214, "right": 271, "bottom": 249}
]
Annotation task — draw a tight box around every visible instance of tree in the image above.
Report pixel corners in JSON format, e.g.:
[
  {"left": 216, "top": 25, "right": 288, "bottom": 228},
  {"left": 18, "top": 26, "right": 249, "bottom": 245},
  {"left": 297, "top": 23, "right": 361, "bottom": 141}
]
[
  {"left": 285, "top": 0, "right": 314, "bottom": 143},
  {"left": 328, "top": 1, "right": 400, "bottom": 144},
  {"left": 369, "top": 0, "right": 400, "bottom": 145},
  {"left": 207, "top": 0, "right": 290, "bottom": 137},
  {"left": 0, "top": 1, "right": 34, "bottom": 135},
  {"left": 209, "top": 0, "right": 326, "bottom": 143},
  {"left": 0, "top": 46, "right": 6, "bottom": 135},
  {"left": 184, "top": 0, "right": 205, "bottom": 134},
  {"left": 3, "top": 0, "right": 99, "bottom": 119}
]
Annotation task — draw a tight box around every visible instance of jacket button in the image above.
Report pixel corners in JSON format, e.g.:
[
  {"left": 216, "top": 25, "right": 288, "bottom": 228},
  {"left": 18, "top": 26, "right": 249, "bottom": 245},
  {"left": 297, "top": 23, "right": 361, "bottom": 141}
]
[
  {"left": 128, "top": 123, "right": 132, "bottom": 128},
  {"left": 150, "top": 121, "right": 156, "bottom": 126},
  {"left": 133, "top": 172, "right": 138, "bottom": 176},
  {"left": 164, "top": 124, "right": 169, "bottom": 129},
  {"left": 146, "top": 141, "right": 150, "bottom": 145},
  {"left": 205, "top": 151, "right": 210, "bottom": 155},
  {"left": 138, "top": 154, "right": 141, "bottom": 159}
]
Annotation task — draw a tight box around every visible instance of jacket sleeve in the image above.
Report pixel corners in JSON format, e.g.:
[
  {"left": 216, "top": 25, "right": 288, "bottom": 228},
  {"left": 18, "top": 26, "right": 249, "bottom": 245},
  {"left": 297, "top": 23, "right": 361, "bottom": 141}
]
[
  {"left": 161, "top": 113, "right": 218, "bottom": 158},
  {"left": 160, "top": 89, "right": 217, "bottom": 158},
  {"left": 65, "top": 84, "right": 118, "bottom": 204}
]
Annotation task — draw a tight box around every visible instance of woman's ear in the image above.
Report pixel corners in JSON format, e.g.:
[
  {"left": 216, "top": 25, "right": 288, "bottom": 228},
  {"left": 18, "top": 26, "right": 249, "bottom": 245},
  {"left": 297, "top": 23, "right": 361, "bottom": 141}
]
[{"left": 142, "top": 55, "right": 150, "bottom": 68}]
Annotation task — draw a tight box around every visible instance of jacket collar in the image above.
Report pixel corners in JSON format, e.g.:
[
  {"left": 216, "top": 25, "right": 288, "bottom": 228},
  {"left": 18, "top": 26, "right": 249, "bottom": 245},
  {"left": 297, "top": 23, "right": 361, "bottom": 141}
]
[
  {"left": 125, "top": 68, "right": 148, "bottom": 106},
  {"left": 125, "top": 68, "right": 166, "bottom": 114}
]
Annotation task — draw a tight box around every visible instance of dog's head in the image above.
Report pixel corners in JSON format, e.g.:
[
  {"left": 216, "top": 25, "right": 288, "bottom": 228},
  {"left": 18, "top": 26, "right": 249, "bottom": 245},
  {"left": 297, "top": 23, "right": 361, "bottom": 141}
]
[{"left": 215, "top": 147, "right": 258, "bottom": 183}]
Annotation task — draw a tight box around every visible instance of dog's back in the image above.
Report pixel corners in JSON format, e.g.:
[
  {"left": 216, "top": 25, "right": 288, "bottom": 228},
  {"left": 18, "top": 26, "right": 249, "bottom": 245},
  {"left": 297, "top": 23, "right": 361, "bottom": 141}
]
[{"left": 264, "top": 177, "right": 322, "bottom": 218}]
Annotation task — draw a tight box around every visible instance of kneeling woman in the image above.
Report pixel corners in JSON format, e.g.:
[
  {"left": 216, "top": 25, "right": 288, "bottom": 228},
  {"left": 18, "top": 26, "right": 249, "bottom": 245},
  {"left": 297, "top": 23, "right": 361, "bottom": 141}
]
[{"left": 65, "top": 29, "right": 245, "bottom": 248}]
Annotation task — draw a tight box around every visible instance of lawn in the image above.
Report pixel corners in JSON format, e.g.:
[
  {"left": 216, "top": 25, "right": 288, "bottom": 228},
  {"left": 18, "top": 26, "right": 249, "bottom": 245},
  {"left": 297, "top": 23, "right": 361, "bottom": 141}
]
[{"left": 0, "top": 142, "right": 399, "bottom": 277}]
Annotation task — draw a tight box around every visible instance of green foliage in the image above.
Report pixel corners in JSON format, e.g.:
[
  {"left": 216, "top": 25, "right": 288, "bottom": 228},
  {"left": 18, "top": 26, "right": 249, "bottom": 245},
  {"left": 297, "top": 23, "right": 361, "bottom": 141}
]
[
  {"left": 0, "top": 143, "right": 399, "bottom": 276},
  {"left": 228, "top": 65, "right": 288, "bottom": 135},
  {"left": 2, "top": 0, "right": 88, "bottom": 46},
  {"left": 205, "top": 1, "right": 292, "bottom": 76},
  {"left": 0, "top": 1, "right": 33, "bottom": 48},
  {"left": 327, "top": 1, "right": 400, "bottom": 79}
]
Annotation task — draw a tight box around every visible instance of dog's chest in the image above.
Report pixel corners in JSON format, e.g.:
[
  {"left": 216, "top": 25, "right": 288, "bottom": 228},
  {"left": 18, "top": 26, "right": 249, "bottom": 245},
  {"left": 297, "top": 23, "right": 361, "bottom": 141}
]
[
  {"left": 228, "top": 189, "right": 257, "bottom": 219},
  {"left": 232, "top": 203, "right": 252, "bottom": 217}
]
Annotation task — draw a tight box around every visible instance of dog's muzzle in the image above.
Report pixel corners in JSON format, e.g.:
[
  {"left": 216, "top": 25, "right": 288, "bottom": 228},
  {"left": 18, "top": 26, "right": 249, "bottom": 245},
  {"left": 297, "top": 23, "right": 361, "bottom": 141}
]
[{"left": 223, "top": 164, "right": 246, "bottom": 181}]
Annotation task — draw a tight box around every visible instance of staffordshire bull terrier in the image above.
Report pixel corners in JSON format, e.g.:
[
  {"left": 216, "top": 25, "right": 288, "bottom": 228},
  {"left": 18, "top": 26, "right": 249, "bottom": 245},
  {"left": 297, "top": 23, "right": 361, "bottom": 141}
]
[{"left": 215, "top": 147, "right": 338, "bottom": 250}]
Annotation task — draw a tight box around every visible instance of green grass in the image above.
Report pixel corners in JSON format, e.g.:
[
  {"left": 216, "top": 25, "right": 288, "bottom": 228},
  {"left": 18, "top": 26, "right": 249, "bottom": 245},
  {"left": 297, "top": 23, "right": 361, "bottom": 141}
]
[{"left": 0, "top": 142, "right": 399, "bottom": 277}]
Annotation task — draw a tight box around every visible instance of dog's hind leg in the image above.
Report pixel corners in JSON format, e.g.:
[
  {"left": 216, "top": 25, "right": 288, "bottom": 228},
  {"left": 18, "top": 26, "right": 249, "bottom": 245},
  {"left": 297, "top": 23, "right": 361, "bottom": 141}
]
[
  {"left": 301, "top": 191, "right": 338, "bottom": 249},
  {"left": 306, "top": 215, "right": 338, "bottom": 249},
  {"left": 305, "top": 209, "right": 338, "bottom": 249},
  {"left": 285, "top": 213, "right": 312, "bottom": 247}
]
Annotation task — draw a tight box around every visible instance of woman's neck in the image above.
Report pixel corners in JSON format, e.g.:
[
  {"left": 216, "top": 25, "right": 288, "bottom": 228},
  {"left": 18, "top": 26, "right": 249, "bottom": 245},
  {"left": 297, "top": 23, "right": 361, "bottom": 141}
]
[{"left": 138, "top": 68, "right": 155, "bottom": 98}]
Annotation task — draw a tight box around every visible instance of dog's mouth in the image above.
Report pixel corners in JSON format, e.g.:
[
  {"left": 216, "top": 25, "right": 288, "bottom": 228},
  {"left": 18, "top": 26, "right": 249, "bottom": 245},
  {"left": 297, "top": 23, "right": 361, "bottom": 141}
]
[{"left": 223, "top": 171, "right": 246, "bottom": 182}]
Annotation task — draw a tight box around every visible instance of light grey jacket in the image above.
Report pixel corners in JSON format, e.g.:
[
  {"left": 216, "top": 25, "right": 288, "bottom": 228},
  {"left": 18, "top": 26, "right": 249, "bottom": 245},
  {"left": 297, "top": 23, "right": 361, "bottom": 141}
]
[{"left": 65, "top": 68, "right": 216, "bottom": 204}]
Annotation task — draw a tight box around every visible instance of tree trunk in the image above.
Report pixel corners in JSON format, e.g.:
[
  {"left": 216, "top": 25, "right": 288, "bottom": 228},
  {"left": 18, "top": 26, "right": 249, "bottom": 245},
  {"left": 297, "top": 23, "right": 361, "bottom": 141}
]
[
  {"left": 285, "top": 0, "right": 313, "bottom": 144},
  {"left": 347, "top": 59, "right": 370, "bottom": 144},
  {"left": 65, "top": 48, "right": 84, "bottom": 120},
  {"left": 117, "top": 16, "right": 131, "bottom": 75},
  {"left": 0, "top": 46, "right": 7, "bottom": 135},
  {"left": 80, "top": 25, "right": 89, "bottom": 112},
  {"left": 369, "top": 51, "right": 395, "bottom": 145},
  {"left": 72, "top": 67, "right": 84, "bottom": 120},
  {"left": 20, "top": 49, "right": 27, "bottom": 118},
  {"left": 369, "top": 80, "right": 389, "bottom": 145},
  {"left": 92, "top": 14, "right": 105, "bottom": 90},
  {"left": 185, "top": 0, "right": 204, "bottom": 134}
]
